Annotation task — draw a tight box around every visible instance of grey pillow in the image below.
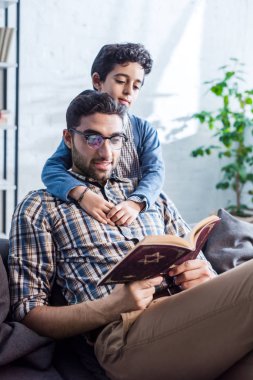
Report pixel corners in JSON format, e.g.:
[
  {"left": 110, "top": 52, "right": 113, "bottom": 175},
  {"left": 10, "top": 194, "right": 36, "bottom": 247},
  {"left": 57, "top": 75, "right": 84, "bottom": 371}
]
[
  {"left": 0, "top": 256, "right": 9, "bottom": 323},
  {"left": 203, "top": 208, "right": 253, "bottom": 274}
]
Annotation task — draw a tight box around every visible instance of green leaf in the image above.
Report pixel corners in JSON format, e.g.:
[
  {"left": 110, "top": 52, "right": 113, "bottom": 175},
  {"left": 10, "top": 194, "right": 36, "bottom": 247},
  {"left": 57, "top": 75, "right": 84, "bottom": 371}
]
[
  {"left": 218, "top": 65, "right": 228, "bottom": 70},
  {"left": 223, "top": 95, "right": 229, "bottom": 107},
  {"left": 221, "top": 150, "right": 232, "bottom": 158},
  {"left": 245, "top": 97, "right": 253, "bottom": 105},
  {"left": 239, "top": 169, "right": 247, "bottom": 182},
  {"left": 219, "top": 134, "right": 232, "bottom": 147},
  {"left": 225, "top": 71, "right": 235, "bottom": 80},
  {"left": 246, "top": 173, "right": 253, "bottom": 182},
  {"left": 211, "top": 83, "right": 226, "bottom": 96},
  {"left": 235, "top": 76, "right": 245, "bottom": 82},
  {"left": 216, "top": 182, "right": 230, "bottom": 190},
  {"left": 192, "top": 112, "right": 208, "bottom": 123},
  {"left": 191, "top": 147, "right": 205, "bottom": 157}
]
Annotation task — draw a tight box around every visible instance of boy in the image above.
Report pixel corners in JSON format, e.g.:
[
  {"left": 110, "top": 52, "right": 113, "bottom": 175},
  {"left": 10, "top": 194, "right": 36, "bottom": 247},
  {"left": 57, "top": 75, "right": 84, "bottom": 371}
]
[{"left": 42, "top": 43, "right": 164, "bottom": 226}]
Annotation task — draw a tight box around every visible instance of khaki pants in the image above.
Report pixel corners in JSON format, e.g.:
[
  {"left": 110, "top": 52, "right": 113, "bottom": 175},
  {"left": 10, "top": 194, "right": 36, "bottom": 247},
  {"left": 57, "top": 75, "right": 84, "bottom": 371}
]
[{"left": 95, "top": 259, "right": 253, "bottom": 380}]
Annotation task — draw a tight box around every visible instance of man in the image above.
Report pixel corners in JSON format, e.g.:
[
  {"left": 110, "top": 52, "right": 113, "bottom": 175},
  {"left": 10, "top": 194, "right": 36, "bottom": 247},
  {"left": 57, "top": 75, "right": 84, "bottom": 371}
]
[{"left": 9, "top": 91, "right": 253, "bottom": 380}]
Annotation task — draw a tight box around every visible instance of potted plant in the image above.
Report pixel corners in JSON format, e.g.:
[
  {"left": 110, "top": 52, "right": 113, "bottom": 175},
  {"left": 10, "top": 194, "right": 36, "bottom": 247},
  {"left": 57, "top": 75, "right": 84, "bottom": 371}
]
[{"left": 191, "top": 58, "right": 253, "bottom": 216}]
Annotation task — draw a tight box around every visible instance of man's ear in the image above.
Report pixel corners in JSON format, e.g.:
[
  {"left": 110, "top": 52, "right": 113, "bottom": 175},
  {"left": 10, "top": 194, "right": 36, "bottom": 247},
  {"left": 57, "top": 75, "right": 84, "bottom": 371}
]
[
  {"left": 92, "top": 72, "right": 102, "bottom": 91},
  {"left": 63, "top": 129, "right": 72, "bottom": 149}
]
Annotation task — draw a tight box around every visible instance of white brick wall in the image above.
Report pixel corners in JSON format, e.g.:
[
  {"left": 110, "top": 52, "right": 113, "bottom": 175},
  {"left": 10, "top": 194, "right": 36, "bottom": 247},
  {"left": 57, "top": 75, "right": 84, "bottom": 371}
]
[{"left": 15, "top": 0, "right": 253, "bottom": 226}]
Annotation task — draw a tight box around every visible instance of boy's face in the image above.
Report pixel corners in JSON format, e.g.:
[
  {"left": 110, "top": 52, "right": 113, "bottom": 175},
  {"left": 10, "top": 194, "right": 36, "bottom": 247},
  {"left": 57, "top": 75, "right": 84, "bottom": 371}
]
[{"left": 92, "top": 62, "right": 145, "bottom": 108}]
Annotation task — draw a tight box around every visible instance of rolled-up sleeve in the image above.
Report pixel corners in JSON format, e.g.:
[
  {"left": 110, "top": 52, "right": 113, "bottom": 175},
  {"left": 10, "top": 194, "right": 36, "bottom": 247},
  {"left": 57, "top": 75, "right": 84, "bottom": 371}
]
[{"left": 8, "top": 191, "right": 56, "bottom": 321}]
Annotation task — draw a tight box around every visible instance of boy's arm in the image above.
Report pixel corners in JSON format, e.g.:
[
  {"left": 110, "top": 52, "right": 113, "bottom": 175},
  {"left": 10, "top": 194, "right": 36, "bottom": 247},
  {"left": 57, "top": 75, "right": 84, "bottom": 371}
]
[
  {"left": 128, "top": 115, "right": 165, "bottom": 210},
  {"left": 107, "top": 116, "right": 164, "bottom": 225},
  {"left": 41, "top": 138, "right": 86, "bottom": 201},
  {"left": 41, "top": 139, "right": 115, "bottom": 224}
]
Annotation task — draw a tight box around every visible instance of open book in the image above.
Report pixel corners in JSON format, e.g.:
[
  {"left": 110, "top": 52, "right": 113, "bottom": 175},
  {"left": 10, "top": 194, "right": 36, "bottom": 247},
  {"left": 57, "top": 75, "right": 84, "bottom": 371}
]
[{"left": 98, "top": 214, "right": 220, "bottom": 286}]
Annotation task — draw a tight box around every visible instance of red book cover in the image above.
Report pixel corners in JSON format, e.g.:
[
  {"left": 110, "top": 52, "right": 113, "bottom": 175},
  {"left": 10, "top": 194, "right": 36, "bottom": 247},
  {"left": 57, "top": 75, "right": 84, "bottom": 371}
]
[{"left": 98, "top": 215, "right": 220, "bottom": 286}]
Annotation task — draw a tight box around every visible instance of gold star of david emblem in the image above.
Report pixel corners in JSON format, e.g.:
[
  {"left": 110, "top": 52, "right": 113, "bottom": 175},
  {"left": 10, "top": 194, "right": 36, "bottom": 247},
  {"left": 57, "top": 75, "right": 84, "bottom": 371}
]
[{"left": 137, "top": 251, "right": 166, "bottom": 265}]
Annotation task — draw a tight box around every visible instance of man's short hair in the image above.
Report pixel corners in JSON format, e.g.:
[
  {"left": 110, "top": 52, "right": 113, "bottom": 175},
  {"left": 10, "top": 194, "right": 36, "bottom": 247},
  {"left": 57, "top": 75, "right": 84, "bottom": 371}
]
[
  {"left": 90, "top": 42, "right": 153, "bottom": 82},
  {"left": 66, "top": 90, "right": 126, "bottom": 130}
]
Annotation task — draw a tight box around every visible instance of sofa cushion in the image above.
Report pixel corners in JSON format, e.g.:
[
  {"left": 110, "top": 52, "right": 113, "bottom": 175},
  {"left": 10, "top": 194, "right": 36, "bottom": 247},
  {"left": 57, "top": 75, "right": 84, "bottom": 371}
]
[
  {"left": 203, "top": 208, "right": 253, "bottom": 273},
  {"left": 0, "top": 255, "right": 10, "bottom": 323},
  {"left": 0, "top": 251, "right": 55, "bottom": 369},
  {"left": 0, "top": 238, "right": 8, "bottom": 270}
]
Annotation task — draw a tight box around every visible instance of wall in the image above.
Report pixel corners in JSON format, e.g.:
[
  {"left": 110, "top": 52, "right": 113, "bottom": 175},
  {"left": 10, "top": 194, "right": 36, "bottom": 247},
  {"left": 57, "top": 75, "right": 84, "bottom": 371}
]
[{"left": 17, "top": 0, "right": 253, "bottom": 225}]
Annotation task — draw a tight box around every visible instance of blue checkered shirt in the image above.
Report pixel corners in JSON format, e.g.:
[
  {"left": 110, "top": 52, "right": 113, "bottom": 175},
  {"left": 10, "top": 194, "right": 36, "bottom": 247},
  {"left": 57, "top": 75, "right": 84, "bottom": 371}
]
[{"left": 9, "top": 174, "right": 214, "bottom": 321}]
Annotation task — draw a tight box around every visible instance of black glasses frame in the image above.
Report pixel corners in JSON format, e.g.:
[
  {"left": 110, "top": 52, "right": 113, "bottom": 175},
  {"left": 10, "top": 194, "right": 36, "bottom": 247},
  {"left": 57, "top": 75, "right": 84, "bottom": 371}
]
[{"left": 69, "top": 128, "right": 128, "bottom": 150}]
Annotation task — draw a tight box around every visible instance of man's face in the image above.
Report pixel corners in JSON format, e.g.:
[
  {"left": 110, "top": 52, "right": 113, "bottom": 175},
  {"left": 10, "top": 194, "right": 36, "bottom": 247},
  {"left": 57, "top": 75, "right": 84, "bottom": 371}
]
[
  {"left": 92, "top": 62, "right": 145, "bottom": 108},
  {"left": 64, "top": 113, "right": 123, "bottom": 184}
]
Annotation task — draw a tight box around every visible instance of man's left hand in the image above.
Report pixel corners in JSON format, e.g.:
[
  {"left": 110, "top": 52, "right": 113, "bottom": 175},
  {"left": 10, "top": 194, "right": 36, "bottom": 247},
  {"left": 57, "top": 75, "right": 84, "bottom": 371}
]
[
  {"left": 106, "top": 200, "right": 144, "bottom": 226},
  {"left": 168, "top": 259, "right": 216, "bottom": 290}
]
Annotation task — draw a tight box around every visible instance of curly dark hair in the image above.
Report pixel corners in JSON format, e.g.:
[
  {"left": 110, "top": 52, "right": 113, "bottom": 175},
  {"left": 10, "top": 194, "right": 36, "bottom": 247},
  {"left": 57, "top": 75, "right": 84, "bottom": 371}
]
[
  {"left": 90, "top": 42, "right": 153, "bottom": 82},
  {"left": 66, "top": 90, "right": 126, "bottom": 130}
]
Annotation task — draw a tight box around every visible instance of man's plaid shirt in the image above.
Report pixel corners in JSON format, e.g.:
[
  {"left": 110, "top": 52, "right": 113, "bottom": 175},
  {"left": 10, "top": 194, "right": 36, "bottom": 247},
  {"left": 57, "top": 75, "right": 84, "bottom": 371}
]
[{"left": 9, "top": 174, "right": 214, "bottom": 322}]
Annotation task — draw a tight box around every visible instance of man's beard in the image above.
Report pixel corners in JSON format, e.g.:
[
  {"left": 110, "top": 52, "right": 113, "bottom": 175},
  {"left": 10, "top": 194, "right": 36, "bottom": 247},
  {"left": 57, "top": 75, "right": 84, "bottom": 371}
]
[{"left": 71, "top": 143, "right": 114, "bottom": 182}]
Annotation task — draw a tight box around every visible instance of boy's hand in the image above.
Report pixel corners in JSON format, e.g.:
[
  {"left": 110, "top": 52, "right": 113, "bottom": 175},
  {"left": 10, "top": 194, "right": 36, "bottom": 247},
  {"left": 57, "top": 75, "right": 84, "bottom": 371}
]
[
  {"left": 168, "top": 259, "right": 216, "bottom": 290},
  {"left": 79, "top": 189, "right": 115, "bottom": 225},
  {"left": 106, "top": 200, "right": 145, "bottom": 226}
]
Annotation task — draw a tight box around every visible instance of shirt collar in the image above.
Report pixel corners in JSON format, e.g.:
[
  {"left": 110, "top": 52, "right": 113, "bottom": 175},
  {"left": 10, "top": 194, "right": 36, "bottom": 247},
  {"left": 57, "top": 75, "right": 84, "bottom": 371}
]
[{"left": 69, "top": 170, "right": 130, "bottom": 185}]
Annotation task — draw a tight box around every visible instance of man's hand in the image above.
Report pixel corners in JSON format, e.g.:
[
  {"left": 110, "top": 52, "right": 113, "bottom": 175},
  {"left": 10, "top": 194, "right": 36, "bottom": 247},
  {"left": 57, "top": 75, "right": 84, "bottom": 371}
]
[
  {"left": 168, "top": 259, "right": 216, "bottom": 291},
  {"left": 23, "top": 276, "right": 163, "bottom": 339},
  {"left": 110, "top": 276, "right": 163, "bottom": 313},
  {"left": 79, "top": 189, "right": 115, "bottom": 225},
  {"left": 106, "top": 200, "right": 145, "bottom": 226}
]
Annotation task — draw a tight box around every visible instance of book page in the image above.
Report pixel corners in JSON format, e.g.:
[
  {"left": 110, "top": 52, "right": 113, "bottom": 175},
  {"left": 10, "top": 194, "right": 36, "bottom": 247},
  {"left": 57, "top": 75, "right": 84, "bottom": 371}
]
[
  {"left": 140, "top": 234, "right": 192, "bottom": 249},
  {"left": 189, "top": 214, "right": 220, "bottom": 247}
]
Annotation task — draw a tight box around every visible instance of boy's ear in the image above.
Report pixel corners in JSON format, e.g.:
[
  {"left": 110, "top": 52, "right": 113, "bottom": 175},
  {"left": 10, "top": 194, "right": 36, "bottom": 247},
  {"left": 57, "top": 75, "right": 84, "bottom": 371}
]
[
  {"left": 63, "top": 129, "right": 73, "bottom": 149},
  {"left": 92, "top": 72, "right": 102, "bottom": 91}
]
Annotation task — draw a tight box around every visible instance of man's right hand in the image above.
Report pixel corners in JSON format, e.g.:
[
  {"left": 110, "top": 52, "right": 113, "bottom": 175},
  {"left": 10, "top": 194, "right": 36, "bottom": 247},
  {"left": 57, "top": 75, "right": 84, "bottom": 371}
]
[
  {"left": 22, "top": 276, "right": 164, "bottom": 339},
  {"left": 109, "top": 276, "right": 163, "bottom": 313}
]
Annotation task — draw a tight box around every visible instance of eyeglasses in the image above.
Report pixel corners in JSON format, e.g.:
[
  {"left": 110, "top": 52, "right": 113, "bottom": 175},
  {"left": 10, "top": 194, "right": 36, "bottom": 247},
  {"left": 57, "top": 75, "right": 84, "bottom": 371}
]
[{"left": 69, "top": 128, "right": 128, "bottom": 150}]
